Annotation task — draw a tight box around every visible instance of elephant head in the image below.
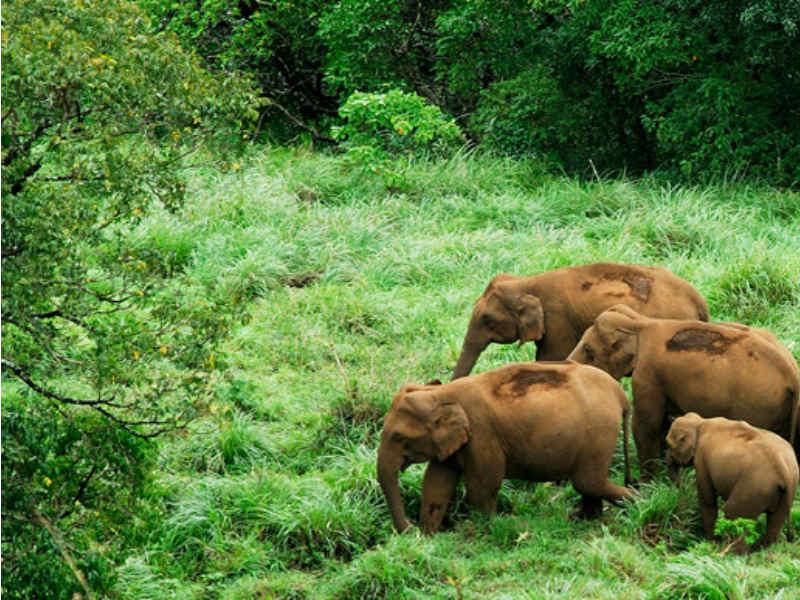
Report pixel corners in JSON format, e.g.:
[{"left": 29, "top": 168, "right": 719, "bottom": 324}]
[
  {"left": 377, "top": 387, "right": 470, "bottom": 532},
  {"left": 452, "top": 275, "right": 544, "bottom": 379},
  {"left": 665, "top": 412, "right": 703, "bottom": 465},
  {"left": 567, "top": 304, "right": 644, "bottom": 379}
]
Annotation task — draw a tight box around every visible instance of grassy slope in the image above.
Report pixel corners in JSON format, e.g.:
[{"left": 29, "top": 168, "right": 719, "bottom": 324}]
[{"left": 116, "top": 147, "right": 800, "bottom": 599}]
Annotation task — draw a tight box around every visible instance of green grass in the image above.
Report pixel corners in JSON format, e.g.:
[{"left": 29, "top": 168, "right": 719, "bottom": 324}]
[{"left": 113, "top": 147, "right": 800, "bottom": 599}]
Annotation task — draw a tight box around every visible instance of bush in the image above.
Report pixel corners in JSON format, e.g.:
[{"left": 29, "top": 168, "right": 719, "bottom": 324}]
[{"left": 332, "top": 89, "right": 464, "bottom": 188}]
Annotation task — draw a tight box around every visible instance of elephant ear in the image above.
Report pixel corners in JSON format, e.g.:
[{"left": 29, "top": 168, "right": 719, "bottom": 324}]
[
  {"left": 514, "top": 294, "right": 545, "bottom": 345},
  {"left": 595, "top": 305, "right": 642, "bottom": 377},
  {"left": 495, "top": 282, "right": 545, "bottom": 345},
  {"left": 596, "top": 304, "right": 644, "bottom": 334},
  {"left": 430, "top": 400, "right": 471, "bottom": 462}
]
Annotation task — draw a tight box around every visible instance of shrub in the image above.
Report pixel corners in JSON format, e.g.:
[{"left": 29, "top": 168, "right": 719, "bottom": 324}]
[{"left": 333, "top": 90, "right": 465, "bottom": 157}]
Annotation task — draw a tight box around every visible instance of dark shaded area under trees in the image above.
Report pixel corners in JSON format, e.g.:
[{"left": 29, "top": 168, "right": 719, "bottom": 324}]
[{"left": 144, "top": 0, "right": 800, "bottom": 185}]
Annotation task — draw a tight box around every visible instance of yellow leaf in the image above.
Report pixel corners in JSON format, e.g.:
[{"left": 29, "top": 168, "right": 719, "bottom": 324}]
[
  {"left": 44, "top": 476, "right": 53, "bottom": 487},
  {"left": 133, "top": 350, "right": 140, "bottom": 360},
  {"left": 159, "top": 345, "right": 168, "bottom": 355}
]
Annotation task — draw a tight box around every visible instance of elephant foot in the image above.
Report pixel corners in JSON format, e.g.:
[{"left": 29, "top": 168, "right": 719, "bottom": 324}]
[
  {"left": 570, "top": 496, "right": 603, "bottom": 520},
  {"left": 749, "top": 536, "right": 776, "bottom": 553}
]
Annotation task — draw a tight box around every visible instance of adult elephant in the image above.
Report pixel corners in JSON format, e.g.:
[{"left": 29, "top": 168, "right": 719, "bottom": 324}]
[
  {"left": 452, "top": 262, "right": 709, "bottom": 379},
  {"left": 567, "top": 305, "right": 800, "bottom": 479},
  {"left": 377, "top": 361, "right": 634, "bottom": 534}
]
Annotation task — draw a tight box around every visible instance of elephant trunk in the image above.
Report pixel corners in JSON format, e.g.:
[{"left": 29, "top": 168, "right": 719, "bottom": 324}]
[
  {"left": 452, "top": 331, "right": 489, "bottom": 380},
  {"left": 377, "top": 437, "right": 411, "bottom": 533}
]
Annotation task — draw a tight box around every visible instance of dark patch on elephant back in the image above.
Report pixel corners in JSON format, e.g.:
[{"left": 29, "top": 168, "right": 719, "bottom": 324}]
[
  {"left": 666, "top": 328, "right": 740, "bottom": 355},
  {"left": 591, "top": 268, "right": 652, "bottom": 302},
  {"left": 503, "top": 369, "right": 568, "bottom": 396},
  {"left": 622, "top": 275, "right": 651, "bottom": 302}
]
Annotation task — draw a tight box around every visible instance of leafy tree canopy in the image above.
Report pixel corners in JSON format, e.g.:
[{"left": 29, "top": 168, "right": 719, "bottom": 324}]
[{"left": 1, "top": 0, "right": 257, "bottom": 596}]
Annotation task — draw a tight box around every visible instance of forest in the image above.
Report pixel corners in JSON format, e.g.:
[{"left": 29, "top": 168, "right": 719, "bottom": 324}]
[{"left": 2, "top": 1, "right": 799, "bottom": 598}]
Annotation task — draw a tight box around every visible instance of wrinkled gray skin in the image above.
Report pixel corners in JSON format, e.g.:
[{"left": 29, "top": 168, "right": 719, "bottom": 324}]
[
  {"left": 452, "top": 262, "right": 709, "bottom": 380},
  {"left": 666, "top": 413, "right": 799, "bottom": 552},
  {"left": 568, "top": 305, "right": 800, "bottom": 479},
  {"left": 377, "top": 361, "right": 635, "bottom": 534}
]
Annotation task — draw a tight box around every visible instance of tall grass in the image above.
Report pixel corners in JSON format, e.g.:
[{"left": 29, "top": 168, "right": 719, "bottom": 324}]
[{"left": 117, "top": 147, "right": 800, "bottom": 599}]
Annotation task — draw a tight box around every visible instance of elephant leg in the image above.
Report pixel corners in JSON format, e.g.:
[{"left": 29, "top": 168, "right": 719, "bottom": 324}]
[
  {"left": 694, "top": 456, "right": 719, "bottom": 539},
  {"left": 756, "top": 503, "right": 791, "bottom": 550},
  {"left": 631, "top": 379, "right": 667, "bottom": 481},
  {"left": 571, "top": 494, "right": 603, "bottom": 520},
  {"left": 463, "top": 459, "right": 504, "bottom": 515},
  {"left": 572, "top": 472, "right": 635, "bottom": 517},
  {"left": 722, "top": 485, "right": 782, "bottom": 551},
  {"left": 420, "top": 461, "right": 460, "bottom": 534}
]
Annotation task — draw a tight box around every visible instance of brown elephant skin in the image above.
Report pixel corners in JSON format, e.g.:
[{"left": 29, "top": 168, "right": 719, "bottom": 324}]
[
  {"left": 377, "top": 361, "right": 635, "bottom": 534},
  {"left": 666, "top": 413, "right": 799, "bottom": 551},
  {"left": 567, "top": 305, "right": 800, "bottom": 479},
  {"left": 452, "top": 262, "right": 709, "bottom": 379}
]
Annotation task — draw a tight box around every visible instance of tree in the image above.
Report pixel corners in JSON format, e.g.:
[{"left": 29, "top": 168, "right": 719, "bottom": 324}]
[
  {"left": 1, "top": 1, "right": 257, "bottom": 596},
  {"left": 142, "top": 0, "right": 339, "bottom": 143}
]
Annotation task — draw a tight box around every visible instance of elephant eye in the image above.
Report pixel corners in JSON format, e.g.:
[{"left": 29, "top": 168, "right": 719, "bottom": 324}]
[
  {"left": 391, "top": 431, "right": 406, "bottom": 443},
  {"left": 481, "top": 314, "right": 494, "bottom": 326},
  {"left": 584, "top": 346, "right": 595, "bottom": 361}
]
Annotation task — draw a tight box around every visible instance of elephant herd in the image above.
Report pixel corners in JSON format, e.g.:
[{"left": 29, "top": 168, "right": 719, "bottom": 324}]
[{"left": 377, "top": 262, "right": 799, "bottom": 552}]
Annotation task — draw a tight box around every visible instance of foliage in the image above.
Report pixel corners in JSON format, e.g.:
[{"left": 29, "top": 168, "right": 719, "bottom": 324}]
[
  {"left": 1, "top": 0, "right": 256, "bottom": 596},
  {"left": 140, "top": 0, "right": 336, "bottom": 143},
  {"left": 587, "top": 0, "right": 800, "bottom": 183},
  {"left": 1, "top": 389, "right": 154, "bottom": 598},
  {"left": 145, "top": 0, "right": 800, "bottom": 185},
  {"left": 714, "top": 516, "right": 763, "bottom": 547},
  {"left": 332, "top": 90, "right": 464, "bottom": 189},
  {"left": 319, "top": 0, "right": 448, "bottom": 102}
]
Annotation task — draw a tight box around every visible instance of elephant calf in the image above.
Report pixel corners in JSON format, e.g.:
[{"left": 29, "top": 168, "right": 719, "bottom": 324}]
[
  {"left": 568, "top": 305, "right": 800, "bottom": 479},
  {"left": 452, "top": 262, "right": 709, "bottom": 379},
  {"left": 377, "top": 361, "right": 635, "bottom": 534},
  {"left": 667, "top": 413, "right": 799, "bottom": 552}
]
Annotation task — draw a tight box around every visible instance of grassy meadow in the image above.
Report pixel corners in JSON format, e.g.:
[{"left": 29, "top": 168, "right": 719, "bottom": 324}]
[{"left": 111, "top": 147, "right": 800, "bottom": 599}]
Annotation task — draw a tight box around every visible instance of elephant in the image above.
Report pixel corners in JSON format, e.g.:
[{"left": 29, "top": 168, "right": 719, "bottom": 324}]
[
  {"left": 376, "top": 361, "right": 635, "bottom": 534},
  {"left": 452, "top": 262, "right": 709, "bottom": 379},
  {"left": 666, "top": 413, "right": 799, "bottom": 551},
  {"left": 567, "top": 304, "right": 800, "bottom": 479}
]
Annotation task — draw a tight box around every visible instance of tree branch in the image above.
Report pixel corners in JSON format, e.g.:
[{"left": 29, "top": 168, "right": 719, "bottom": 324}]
[
  {"left": 264, "top": 98, "right": 336, "bottom": 144},
  {"left": 31, "top": 508, "right": 96, "bottom": 600}
]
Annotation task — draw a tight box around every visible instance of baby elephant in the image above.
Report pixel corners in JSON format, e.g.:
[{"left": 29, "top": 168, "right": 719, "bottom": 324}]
[
  {"left": 666, "top": 413, "right": 799, "bottom": 551},
  {"left": 377, "top": 361, "right": 635, "bottom": 534}
]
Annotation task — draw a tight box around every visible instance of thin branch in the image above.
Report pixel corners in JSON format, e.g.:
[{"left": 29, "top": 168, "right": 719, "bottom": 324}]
[
  {"left": 3, "top": 359, "right": 127, "bottom": 410},
  {"left": 264, "top": 98, "right": 336, "bottom": 144},
  {"left": 2, "top": 317, "right": 84, "bottom": 366},
  {"left": 58, "top": 465, "right": 98, "bottom": 520},
  {"left": 31, "top": 508, "right": 96, "bottom": 600}
]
